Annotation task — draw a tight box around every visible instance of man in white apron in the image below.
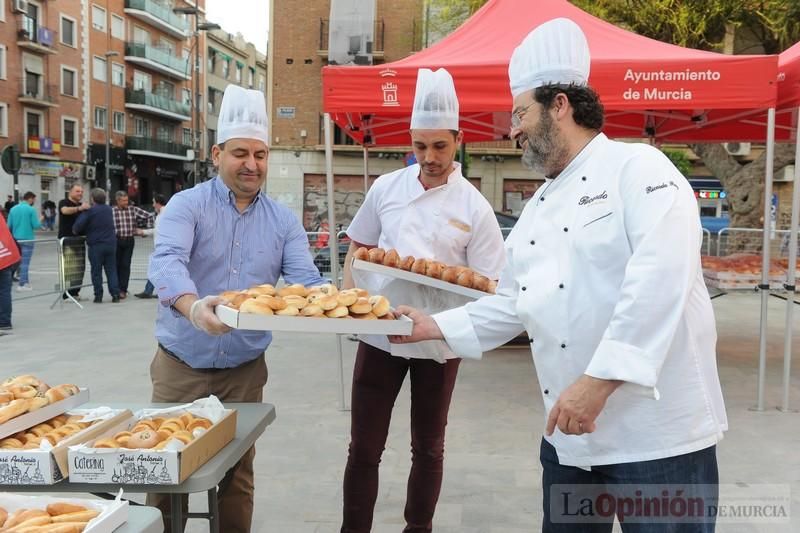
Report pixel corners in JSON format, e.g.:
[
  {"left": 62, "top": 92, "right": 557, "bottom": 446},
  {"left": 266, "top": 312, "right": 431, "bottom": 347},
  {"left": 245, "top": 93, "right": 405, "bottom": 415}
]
[
  {"left": 340, "top": 68, "right": 505, "bottom": 533},
  {"left": 392, "top": 19, "right": 727, "bottom": 532}
]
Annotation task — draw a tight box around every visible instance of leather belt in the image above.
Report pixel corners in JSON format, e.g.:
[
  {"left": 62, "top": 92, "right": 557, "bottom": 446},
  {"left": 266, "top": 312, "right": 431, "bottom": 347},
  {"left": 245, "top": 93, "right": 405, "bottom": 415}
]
[{"left": 158, "top": 343, "right": 226, "bottom": 373}]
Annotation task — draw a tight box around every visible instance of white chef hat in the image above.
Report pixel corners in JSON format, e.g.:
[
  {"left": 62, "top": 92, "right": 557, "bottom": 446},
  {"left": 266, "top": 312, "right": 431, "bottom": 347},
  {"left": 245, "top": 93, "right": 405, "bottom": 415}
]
[
  {"left": 217, "top": 84, "right": 269, "bottom": 145},
  {"left": 508, "top": 18, "right": 591, "bottom": 98},
  {"left": 410, "top": 68, "right": 460, "bottom": 131}
]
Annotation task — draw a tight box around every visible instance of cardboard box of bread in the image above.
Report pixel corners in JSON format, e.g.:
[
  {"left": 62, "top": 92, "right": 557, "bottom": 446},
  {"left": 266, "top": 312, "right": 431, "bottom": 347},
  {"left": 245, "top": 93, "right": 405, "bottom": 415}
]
[
  {"left": 0, "top": 408, "right": 131, "bottom": 485},
  {"left": 0, "top": 492, "right": 128, "bottom": 533},
  {"left": 69, "top": 396, "right": 235, "bottom": 485},
  {"left": 0, "top": 376, "right": 89, "bottom": 440},
  {"left": 351, "top": 247, "right": 497, "bottom": 299},
  {"left": 215, "top": 282, "right": 413, "bottom": 335}
]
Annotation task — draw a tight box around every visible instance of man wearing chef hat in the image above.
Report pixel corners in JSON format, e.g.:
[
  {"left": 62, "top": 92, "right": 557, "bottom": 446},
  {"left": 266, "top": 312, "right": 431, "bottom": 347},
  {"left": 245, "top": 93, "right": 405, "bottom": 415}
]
[
  {"left": 339, "top": 68, "right": 505, "bottom": 532},
  {"left": 393, "top": 19, "right": 727, "bottom": 531},
  {"left": 147, "top": 84, "right": 324, "bottom": 532}
]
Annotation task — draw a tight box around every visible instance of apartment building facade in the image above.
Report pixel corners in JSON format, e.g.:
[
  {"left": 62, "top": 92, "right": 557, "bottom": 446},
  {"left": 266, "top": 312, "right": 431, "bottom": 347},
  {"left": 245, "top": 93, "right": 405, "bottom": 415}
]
[
  {"left": 204, "top": 28, "right": 266, "bottom": 179},
  {"left": 0, "top": 0, "right": 87, "bottom": 206}
]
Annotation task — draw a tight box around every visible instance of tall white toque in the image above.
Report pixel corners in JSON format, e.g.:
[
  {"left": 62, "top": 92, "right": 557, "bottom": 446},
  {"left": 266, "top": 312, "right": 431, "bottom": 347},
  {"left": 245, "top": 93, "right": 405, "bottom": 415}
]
[
  {"left": 217, "top": 84, "right": 270, "bottom": 145},
  {"left": 410, "top": 68, "right": 460, "bottom": 131},
  {"left": 509, "top": 18, "right": 591, "bottom": 98}
]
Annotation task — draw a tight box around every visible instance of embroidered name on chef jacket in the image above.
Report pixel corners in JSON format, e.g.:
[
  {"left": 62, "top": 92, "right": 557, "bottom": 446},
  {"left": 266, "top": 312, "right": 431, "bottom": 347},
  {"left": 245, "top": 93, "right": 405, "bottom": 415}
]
[
  {"left": 578, "top": 190, "right": 608, "bottom": 206},
  {"left": 645, "top": 181, "right": 680, "bottom": 194}
]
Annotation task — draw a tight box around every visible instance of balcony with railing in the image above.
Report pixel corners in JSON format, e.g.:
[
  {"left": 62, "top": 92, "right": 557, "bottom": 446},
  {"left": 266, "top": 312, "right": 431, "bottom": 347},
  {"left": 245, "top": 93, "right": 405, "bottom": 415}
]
[
  {"left": 126, "top": 136, "right": 192, "bottom": 160},
  {"left": 124, "top": 0, "right": 189, "bottom": 39},
  {"left": 18, "top": 81, "right": 59, "bottom": 107},
  {"left": 125, "top": 89, "right": 191, "bottom": 122},
  {"left": 125, "top": 42, "right": 190, "bottom": 80},
  {"left": 17, "top": 17, "right": 57, "bottom": 54},
  {"left": 318, "top": 19, "right": 385, "bottom": 62}
]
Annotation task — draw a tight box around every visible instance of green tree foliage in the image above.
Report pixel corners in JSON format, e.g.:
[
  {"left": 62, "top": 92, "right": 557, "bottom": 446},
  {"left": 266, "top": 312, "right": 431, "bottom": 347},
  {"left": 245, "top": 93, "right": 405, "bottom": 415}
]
[{"left": 662, "top": 149, "right": 693, "bottom": 177}]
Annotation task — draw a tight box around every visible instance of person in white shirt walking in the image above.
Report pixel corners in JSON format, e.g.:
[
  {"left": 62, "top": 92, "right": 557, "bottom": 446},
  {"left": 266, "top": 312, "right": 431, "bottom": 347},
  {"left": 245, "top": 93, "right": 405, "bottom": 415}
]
[
  {"left": 340, "top": 68, "right": 505, "bottom": 533},
  {"left": 392, "top": 19, "right": 727, "bottom": 532},
  {"left": 135, "top": 193, "right": 167, "bottom": 299}
]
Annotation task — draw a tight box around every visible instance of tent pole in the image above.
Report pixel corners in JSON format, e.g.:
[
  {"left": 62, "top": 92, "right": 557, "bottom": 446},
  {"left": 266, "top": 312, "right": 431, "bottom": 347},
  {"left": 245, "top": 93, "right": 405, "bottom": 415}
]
[
  {"left": 780, "top": 109, "right": 800, "bottom": 413},
  {"left": 756, "top": 107, "right": 777, "bottom": 412},
  {"left": 363, "top": 146, "right": 369, "bottom": 193},
  {"left": 325, "top": 113, "right": 347, "bottom": 411}
]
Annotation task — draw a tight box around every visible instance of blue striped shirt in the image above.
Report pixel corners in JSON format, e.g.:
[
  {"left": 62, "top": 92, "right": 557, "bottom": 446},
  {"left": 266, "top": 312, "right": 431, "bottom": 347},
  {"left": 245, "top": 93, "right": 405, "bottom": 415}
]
[{"left": 149, "top": 176, "right": 324, "bottom": 368}]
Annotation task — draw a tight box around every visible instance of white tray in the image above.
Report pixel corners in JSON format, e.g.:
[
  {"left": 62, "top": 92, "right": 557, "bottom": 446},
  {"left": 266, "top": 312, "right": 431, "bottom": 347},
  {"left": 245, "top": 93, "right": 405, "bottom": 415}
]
[
  {"left": 352, "top": 259, "right": 489, "bottom": 300},
  {"left": 0, "top": 388, "right": 90, "bottom": 440},
  {"left": 216, "top": 305, "right": 413, "bottom": 335},
  {"left": 0, "top": 491, "right": 128, "bottom": 533}
]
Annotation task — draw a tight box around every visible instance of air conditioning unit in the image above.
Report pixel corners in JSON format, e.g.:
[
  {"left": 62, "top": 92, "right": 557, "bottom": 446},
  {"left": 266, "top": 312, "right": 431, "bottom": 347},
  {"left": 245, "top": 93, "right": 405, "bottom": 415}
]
[
  {"left": 775, "top": 165, "right": 796, "bottom": 183},
  {"left": 84, "top": 165, "right": 96, "bottom": 181},
  {"left": 724, "top": 142, "right": 751, "bottom": 156},
  {"left": 13, "top": 0, "right": 28, "bottom": 14}
]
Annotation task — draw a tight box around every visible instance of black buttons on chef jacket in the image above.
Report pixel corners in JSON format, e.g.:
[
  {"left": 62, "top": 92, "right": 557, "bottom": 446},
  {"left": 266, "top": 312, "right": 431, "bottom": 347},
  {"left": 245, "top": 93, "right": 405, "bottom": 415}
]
[
  {"left": 521, "top": 286, "right": 527, "bottom": 291},
  {"left": 581, "top": 176, "right": 587, "bottom": 181},
  {"left": 560, "top": 343, "right": 566, "bottom": 349},
  {"left": 528, "top": 338, "right": 534, "bottom": 343},
  {"left": 540, "top": 196, "right": 545, "bottom": 201},
  {"left": 559, "top": 283, "right": 564, "bottom": 289},
  {"left": 563, "top": 227, "right": 569, "bottom": 232},
  {"left": 544, "top": 389, "right": 549, "bottom": 395},
  {"left": 530, "top": 240, "right": 535, "bottom": 245}
]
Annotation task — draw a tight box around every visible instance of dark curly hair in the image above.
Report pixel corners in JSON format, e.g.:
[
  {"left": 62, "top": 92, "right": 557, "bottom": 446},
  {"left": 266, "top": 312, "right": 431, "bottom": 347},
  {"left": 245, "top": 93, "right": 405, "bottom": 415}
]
[{"left": 533, "top": 84, "right": 604, "bottom": 130}]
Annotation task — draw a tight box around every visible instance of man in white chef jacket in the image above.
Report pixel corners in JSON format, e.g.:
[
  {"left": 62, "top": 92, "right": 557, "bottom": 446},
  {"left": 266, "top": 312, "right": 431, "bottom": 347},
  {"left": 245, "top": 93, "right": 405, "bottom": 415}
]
[
  {"left": 392, "top": 19, "right": 727, "bottom": 532},
  {"left": 340, "top": 68, "right": 505, "bottom": 533}
]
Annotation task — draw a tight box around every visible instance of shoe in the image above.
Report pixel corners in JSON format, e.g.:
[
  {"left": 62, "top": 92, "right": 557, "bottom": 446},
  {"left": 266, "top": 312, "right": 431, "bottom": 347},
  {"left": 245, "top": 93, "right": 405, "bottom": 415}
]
[
  {"left": 93, "top": 297, "right": 103, "bottom": 303},
  {"left": 0, "top": 325, "right": 11, "bottom": 331},
  {"left": 120, "top": 291, "right": 127, "bottom": 300},
  {"left": 0, "top": 330, "right": 11, "bottom": 336},
  {"left": 16, "top": 285, "right": 33, "bottom": 292},
  {"left": 112, "top": 296, "right": 121, "bottom": 303},
  {"left": 134, "top": 292, "right": 151, "bottom": 299}
]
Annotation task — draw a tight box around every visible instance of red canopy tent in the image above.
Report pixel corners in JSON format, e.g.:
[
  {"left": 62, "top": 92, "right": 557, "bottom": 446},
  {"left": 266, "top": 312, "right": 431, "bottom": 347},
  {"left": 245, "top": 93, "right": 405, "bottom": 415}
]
[{"left": 322, "top": 0, "right": 779, "bottom": 146}]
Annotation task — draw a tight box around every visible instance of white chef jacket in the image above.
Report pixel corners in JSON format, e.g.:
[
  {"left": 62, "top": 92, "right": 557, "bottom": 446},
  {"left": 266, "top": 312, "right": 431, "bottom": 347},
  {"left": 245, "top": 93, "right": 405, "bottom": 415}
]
[
  {"left": 434, "top": 134, "right": 727, "bottom": 466},
  {"left": 347, "top": 162, "right": 505, "bottom": 360}
]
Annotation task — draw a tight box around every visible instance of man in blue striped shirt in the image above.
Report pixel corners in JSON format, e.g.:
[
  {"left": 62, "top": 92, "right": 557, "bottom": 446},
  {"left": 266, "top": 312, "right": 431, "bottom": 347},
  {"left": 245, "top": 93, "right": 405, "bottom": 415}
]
[{"left": 147, "top": 85, "right": 324, "bottom": 532}]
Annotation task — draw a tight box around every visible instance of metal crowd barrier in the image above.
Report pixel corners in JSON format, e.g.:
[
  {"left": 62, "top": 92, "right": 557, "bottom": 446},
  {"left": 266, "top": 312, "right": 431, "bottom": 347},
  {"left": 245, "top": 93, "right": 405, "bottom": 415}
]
[
  {"left": 715, "top": 227, "right": 793, "bottom": 258},
  {"left": 9, "top": 238, "right": 62, "bottom": 302}
]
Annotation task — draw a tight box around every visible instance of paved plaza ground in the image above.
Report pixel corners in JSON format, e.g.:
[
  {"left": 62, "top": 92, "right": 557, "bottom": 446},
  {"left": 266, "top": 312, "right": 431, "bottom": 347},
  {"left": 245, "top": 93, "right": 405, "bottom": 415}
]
[{"left": 1, "top": 235, "right": 799, "bottom": 532}]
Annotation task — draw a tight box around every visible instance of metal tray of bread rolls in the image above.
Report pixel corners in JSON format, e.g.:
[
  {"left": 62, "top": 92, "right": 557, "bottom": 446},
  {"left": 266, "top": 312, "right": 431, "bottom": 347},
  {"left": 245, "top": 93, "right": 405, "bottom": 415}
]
[
  {"left": 352, "top": 259, "right": 490, "bottom": 300},
  {"left": 215, "top": 305, "right": 413, "bottom": 335}
]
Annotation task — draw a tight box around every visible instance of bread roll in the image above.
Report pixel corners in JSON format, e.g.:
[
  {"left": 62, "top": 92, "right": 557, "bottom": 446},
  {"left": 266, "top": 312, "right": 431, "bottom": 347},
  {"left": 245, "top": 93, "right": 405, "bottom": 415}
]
[
  {"left": 277, "top": 284, "right": 307, "bottom": 297},
  {"left": 487, "top": 280, "right": 498, "bottom": 294},
  {"left": 127, "top": 430, "right": 160, "bottom": 449},
  {"left": 308, "top": 283, "right": 338, "bottom": 296},
  {"left": 0, "top": 437, "right": 23, "bottom": 448},
  {"left": 367, "top": 248, "right": 385, "bottom": 264},
  {"left": 7, "top": 514, "right": 52, "bottom": 529},
  {"left": 275, "top": 306, "right": 300, "bottom": 316},
  {"left": 227, "top": 293, "right": 253, "bottom": 310},
  {"left": 0, "top": 398, "right": 30, "bottom": 423},
  {"left": 51, "top": 510, "right": 100, "bottom": 523},
  {"left": 456, "top": 269, "right": 474, "bottom": 288},
  {"left": 440, "top": 266, "right": 460, "bottom": 284},
  {"left": 318, "top": 294, "right": 339, "bottom": 311},
  {"left": 46, "top": 503, "right": 88, "bottom": 517},
  {"left": 382, "top": 249, "right": 400, "bottom": 268},
  {"left": 251, "top": 284, "right": 277, "bottom": 296},
  {"left": 134, "top": 419, "right": 160, "bottom": 431},
  {"left": 354, "top": 247, "right": 369, "bottom": 261},
  {"left": 4, "top": 374, "right": 42, "bottom": 387},
  {"left": 239, "top": 298, "right": 273, "bottom": 315},
  {"left": 282, "top": 295, "right": 308, "bottom": 309},
  {"left": 0, "top": 507, "right": 6, "bottom": 527},
  {"left": 220, "top": 290, "right": 243, "bottom": 301},
  {"left": 337, "top": 290, "right": 358, "bottom": 307},
  {"left": 171, "top": 430, "right": 193, "bottom": 445},
  {"left": 472, "top": 274, "right": 491, "bottom": 292},
  {"left": 44, "top": 384, "right": 79, "bottom": 404},
  {"left": 353, "top": 288, "right": 369, "bottom": 298},
  {"left": 351, "top": 312, "right": 377, "bottom": 320},
  {"left": 301, "top": 304, "right": 324, "bottom": 317},
  {"left": 325, "top": 305, "right": 349, "bottom": 318},
  {"left": 368, "top": 295, "right": 390, "bottom": 317},
  {"left": 425, "top": 261, "right": 445, "bottom": 279},
  {"left": 187, "top": 418, "right": 213, "bottom": 431},
  {"left": 258, "top": 295, "right": 287, "bottom": 310},
  {"left": 27, "top": 396, "right": 49, "bottom": 411},
  {"left": 9, "top": 384, "right": 37, "bottom": 398},
  {"left": 397, "top": 256, "right": 414, "bottom": 271},
  {"left": 411, "top": 258, "right": 428, "bottom": 275},
  {"left": 0, "top": 390, "right": 15, "bottom": 403},
  {"left": 349, "top": 297, "right": 372, "bottom": 314}
]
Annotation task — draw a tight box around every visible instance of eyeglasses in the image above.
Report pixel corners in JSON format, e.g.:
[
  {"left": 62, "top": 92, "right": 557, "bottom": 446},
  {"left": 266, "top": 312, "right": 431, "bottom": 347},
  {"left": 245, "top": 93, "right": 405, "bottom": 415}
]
[{"left": 511, "top": 101, "right": 535, "bottom": 129}]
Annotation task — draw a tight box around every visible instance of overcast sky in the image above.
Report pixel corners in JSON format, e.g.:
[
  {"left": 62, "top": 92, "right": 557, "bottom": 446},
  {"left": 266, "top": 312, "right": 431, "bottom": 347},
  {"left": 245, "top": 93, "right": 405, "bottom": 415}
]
[{"left": 206, "top": 0, "right": 269, "bottom": 54}]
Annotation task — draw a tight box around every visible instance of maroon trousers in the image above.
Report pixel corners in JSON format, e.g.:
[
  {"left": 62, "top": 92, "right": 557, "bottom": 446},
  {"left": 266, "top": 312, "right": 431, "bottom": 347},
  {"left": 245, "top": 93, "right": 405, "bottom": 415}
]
[{"left": 341, "top": 341, "right": 461, "bottom": 533}]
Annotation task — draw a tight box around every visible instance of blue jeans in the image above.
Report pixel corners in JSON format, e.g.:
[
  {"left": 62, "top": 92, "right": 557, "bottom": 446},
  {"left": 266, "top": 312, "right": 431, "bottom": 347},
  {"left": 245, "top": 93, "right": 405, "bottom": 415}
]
[
  {"left": 88, "top": 243, "right": 119, "bottom": 299},
  {"left": 0, "top": 266, "right": 12, "bottom": 327},
  {"left": 143, "top": 279, "right": 155, "bottom": 295},
  {"left": 17, "top": 242, "right": 34, "bottom": 286},
  {"left": 541, "top": 439, "right": 718, "bottom": 532}
]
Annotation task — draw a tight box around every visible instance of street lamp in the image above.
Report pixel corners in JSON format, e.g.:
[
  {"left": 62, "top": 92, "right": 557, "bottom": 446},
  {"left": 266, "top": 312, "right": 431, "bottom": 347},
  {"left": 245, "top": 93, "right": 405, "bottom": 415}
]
[
  {"left": 104, "top": 51, "right": 119, "bottom": 193},
  {"left": 173, "top": 7, "right": 220, "bottom": 187}
]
